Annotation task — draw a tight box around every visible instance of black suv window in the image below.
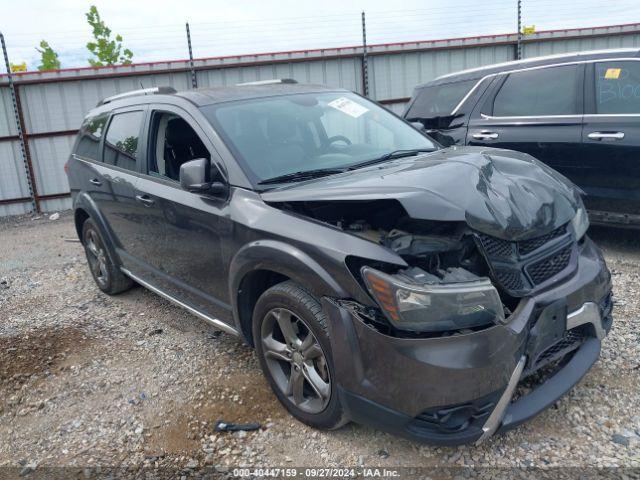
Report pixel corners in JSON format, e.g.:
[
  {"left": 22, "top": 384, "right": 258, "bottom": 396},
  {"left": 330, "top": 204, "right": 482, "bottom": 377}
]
[
  {"left": 595, "top": 61, "right": 640, "bottom": 114},
  {"left": 149, "top": 112, "right": 210, "bottom": 182},
  {"left": 406, "top": 80, "right": 476, "bottom": 118},
  {"left": 75, "top": 113, "right": 108, "bottom": 160},
  {"left": 492, "top": 65, "right": 579, "bottom": 117},
  {"left": 104, "top": 111, "right": 144, "bottom": 171}
]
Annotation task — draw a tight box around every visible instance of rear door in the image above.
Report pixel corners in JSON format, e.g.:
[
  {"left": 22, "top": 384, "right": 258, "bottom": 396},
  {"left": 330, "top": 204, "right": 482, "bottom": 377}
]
[
  {"left": 467, "top": 64, "right": 584, "bottom": 183},
  {"left": 97, "top": 108, "right": 147, "bottom": 266},
  {"left": 74, "top": 107, "right": 146, "bottom": 269},
  {"left": 581, "top": 59, "right": 640, "bottom": 219}
]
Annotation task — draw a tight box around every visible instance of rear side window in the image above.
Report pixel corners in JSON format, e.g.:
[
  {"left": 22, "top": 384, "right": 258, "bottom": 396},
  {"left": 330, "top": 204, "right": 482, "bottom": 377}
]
[
  {"left": 405, "top": 80, "right": 476, "bottom": 118},
  {"left": 75, "top": 113, "right": 108, "bottom": 160},
  {"left": 595, "top": 61, "right": 640, "bottom": 114},
  {"left": 492, "top": 65, "right": 578, "bottom": 117},
  {"left": 104, "top": 111, "right": 144, "bottom": 171}
]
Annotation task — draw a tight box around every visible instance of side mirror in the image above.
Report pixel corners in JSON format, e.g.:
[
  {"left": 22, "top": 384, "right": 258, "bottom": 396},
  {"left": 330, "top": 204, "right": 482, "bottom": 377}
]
[
  {"left": 179, "top": 158, "right": 227, "bottom": 195},
  {"left": 410, "top": 121, "right": 425, "bottom": 131}
]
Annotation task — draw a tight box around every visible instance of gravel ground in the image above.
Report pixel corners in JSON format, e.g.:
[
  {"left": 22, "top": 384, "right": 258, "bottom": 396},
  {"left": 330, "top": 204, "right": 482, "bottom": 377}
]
[{"left": 0, "top": 212, "right": 639, "bottom": 475}]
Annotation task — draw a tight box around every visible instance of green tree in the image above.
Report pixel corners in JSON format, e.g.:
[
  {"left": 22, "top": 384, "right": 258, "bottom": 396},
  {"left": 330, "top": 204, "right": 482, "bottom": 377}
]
[
  {"left": 85, "top": 5, "right": 133, "bottom": 66},
  {"left": 35, "top": 40, "right": 61, "bottom": 71}
]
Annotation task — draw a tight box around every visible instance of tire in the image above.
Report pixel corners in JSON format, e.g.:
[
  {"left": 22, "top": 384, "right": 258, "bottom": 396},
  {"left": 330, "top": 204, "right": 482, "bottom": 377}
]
[
  {"left": 253, "top": 281, "right": 348, "bottom": 430},
  {"left": 81, "top": 218, "right": 134, "bottom": 295}
]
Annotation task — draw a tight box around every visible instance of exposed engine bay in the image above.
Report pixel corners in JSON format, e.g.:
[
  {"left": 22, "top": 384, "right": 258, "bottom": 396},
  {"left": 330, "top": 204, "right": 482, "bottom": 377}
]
[
  {"left": 271, "top": 199, "right": 527, "bottom": 338},
  {"left": 275, "top": 199, "right": 491, "bottom": 283},
  {"left": 269, "top": 196, "right": 581, "bottom": 338}
]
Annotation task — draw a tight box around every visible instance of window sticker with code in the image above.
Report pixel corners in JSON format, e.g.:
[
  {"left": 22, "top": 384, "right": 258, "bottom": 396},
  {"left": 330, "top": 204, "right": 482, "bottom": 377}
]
[
  {"left": 328, "top": 97, "right": 369, "bottom": 118},
  {"left": 604, "top": 68, "right": 622, "bottom": 80}
]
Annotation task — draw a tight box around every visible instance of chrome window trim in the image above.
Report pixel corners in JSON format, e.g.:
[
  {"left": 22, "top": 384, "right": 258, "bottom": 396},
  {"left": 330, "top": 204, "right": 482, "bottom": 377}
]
[
  {"left": 450, "top": 78, "right": 485, "bottom": 115},
  {"left": 435, "top": 49, "right": 640, "bottom": 81},
  {"left": 584, "top": 113, "right": 640, "bottom": 118},
  {"left": 480, "top": 113, "right": 583, "bottom": 121},
  {"left": 464, "top": 57, "right": 640, "bottom": 119}
]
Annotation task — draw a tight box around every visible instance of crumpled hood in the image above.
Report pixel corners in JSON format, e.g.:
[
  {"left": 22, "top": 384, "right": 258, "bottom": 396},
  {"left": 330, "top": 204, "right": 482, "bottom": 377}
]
[{"left": 261, "top": 146, "right": 581, "bottom": 241}]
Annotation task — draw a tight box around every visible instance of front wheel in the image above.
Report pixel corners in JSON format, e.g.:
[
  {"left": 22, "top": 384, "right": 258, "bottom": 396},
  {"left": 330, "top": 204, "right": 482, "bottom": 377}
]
[{"left": 253, "top": 281, "right": 347, "bottom": 430}]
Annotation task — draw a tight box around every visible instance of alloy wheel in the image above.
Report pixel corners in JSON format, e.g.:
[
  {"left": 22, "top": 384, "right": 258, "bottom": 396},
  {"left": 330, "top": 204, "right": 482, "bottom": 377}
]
[
  {"left": 85, "top": 229, "right": 109, "bottom": 288},
  {"left": 260, "top": 307, "right": 331, "bottom": 414}
]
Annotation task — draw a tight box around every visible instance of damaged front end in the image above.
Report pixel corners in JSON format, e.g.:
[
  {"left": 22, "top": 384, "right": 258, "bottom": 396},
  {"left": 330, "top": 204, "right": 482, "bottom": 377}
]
[
  {"left": 268, "top": 195, "right": 588, "bottom": 340},
  {"left": 260, "top": 148, "right": 611, "bottom": 444}
]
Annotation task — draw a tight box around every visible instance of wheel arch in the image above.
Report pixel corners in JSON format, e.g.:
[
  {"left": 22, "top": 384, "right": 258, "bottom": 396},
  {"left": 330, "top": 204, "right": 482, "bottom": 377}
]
[
  {"left": 229, "top": 240, "right": 349, "bottom": 346},
  {"left": 73, "top": 192, "right": 123, "bottom": 265}
]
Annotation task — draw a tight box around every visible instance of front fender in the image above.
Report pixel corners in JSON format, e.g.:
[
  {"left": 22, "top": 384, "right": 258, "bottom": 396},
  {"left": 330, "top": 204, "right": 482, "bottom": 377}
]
[{"left": 228, "top": 239, "right": 350, "bottom": 331}]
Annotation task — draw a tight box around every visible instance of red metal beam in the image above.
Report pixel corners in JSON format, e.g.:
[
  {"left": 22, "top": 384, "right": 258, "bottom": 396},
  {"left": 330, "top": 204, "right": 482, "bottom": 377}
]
[
  {"left": 0, "top": 191, "right": 70, "bottom": 206},
  {"left": 0, "top": 129, "right": 77, "bottom": 143}
]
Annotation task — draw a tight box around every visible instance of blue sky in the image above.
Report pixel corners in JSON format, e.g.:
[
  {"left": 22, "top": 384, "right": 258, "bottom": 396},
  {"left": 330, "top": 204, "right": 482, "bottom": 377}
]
[{"left": 2, "top": 0, "right": 640, "bottom": 73}]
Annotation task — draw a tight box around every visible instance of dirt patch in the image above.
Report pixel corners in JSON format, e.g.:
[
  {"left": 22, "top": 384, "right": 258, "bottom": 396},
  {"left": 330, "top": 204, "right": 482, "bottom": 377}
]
[
  {"left": 145, "top": 372, "right": 287, "bottom": 455},
  {"left": 0, "top": 326, "right": 92, "bottom": 388}
]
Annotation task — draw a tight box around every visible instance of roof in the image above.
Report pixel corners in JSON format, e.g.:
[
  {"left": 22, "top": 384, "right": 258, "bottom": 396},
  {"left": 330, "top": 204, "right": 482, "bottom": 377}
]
[
  {"left": 176, "top": 82, "right": 341, "bottom": 106},
  {"left": 418, "top": 48, "right": 640, "bottom": 88}
]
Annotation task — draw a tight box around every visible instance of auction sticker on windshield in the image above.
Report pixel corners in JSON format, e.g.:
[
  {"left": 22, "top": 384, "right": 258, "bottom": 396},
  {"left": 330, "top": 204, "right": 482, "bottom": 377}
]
[{"left": 328, "top": 97, "right": 369, "bottom": 118}]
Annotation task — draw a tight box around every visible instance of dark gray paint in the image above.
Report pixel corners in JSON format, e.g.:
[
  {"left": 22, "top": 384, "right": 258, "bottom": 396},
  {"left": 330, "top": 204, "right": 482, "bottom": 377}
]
[
  {"left": 67, "top": 83, "right": 613, "bottom": 445},
  {"left": 262, "top": 146, "right": 580, "bottom": 241}
]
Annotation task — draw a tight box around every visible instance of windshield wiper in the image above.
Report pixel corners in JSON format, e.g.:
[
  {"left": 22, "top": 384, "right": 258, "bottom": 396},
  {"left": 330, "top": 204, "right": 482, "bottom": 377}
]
[
  {"left": 347, "top": 148, "right": 436, "bottom": 171},
  {"left": 258, "top": 167, "right": 346, "bottom": 185}
]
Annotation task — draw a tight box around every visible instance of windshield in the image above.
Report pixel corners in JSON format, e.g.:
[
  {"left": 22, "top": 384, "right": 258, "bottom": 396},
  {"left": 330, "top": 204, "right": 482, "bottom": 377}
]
[{"left": 201, "top": 91, "right": 436, "bottom": 186}]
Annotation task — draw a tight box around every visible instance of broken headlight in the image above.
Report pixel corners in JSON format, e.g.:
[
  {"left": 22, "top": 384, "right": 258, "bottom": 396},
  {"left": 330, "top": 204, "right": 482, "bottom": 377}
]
[
  {"left": 571, "top": 202, "right": 589, "bottom": 240},
  {"left": 361, "top": 266, "right": 504, "bottom": 333}
]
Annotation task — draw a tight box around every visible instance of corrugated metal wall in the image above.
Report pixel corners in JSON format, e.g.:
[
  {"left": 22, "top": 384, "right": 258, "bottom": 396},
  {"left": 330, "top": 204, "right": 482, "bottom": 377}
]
[{"left": 1, "top": 23, "right": 640, "bottom": 216}]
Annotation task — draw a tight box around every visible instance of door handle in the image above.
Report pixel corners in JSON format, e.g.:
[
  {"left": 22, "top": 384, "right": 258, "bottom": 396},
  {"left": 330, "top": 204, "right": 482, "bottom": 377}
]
[
  {"left": 588, "top": 131, "right": 625, "bottom": 141},
  {"left": 89, "top": 178, "right": 102, "bottom": 186},
  {"left": 472, "top": 130, "right": 499, "bottom": 140},
  {"left": 135, "top": 194, "right": 155, "bottom": 206}
]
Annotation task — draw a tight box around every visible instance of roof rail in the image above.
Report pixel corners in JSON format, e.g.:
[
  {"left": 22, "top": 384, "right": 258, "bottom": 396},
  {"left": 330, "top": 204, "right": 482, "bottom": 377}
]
[
  {"left": 97, "top": 86, "right": 177, "bottom": 106},
  {"left": 236, "top": 78, "right": 298, "bottom": 86}
]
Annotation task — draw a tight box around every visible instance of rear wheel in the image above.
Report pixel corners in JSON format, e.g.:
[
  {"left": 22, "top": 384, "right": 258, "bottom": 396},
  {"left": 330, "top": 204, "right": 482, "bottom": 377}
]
[
  {"left": 81, "top": 218, "right": 133, "bottom": 295},
  {"left": 253, "top": 281, "right": 347, "bottom": 430}
]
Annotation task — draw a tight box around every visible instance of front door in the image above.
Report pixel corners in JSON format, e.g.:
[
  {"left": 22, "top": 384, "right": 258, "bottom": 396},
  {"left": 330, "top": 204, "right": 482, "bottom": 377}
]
[
  {"left": 580, "top": 59, "right": 640, "bottom": 219},
  {"left": 130, "top": 107, "right": 232, "bottom": 321},
  {"left": 467, "top": 64, "right": 584, "bottom": 185}
]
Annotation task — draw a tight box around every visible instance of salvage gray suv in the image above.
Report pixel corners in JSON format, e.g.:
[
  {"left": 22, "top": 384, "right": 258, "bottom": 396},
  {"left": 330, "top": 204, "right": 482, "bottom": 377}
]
[{"left": 66, "top": 80, "right": 613, "bottom": 445}]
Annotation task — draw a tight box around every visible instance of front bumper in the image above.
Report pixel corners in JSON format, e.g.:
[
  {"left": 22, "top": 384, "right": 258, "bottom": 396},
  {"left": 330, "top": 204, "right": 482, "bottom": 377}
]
[{"left": 324, "top": 237, "right": 612, "bottom": 445}]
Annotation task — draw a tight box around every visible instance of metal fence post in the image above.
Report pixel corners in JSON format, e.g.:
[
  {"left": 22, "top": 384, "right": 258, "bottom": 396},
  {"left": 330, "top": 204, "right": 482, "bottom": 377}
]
[
  {"left": 361, "top": 11, "right": 369, "bottom": 97},
  {"left": 0, "top": 32, "right": 40, "bottom": 213},
  {"left": 517, "top": 0, "right": 523, "bottom": 60},
  {"left": 186, "top": 23, "right": 198, "bottom": 89}
]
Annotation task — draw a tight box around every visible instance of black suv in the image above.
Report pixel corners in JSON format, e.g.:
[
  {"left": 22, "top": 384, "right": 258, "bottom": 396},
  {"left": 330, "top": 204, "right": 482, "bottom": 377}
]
[
  {"left": 404, "top": 48, "right": 640, "bottom": 228},
  {"left": 67, "top": 80, "right": 612, "bottom": 445}
]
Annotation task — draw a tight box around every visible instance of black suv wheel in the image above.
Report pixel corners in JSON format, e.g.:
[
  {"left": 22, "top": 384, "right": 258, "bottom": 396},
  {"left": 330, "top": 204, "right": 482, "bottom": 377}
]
[
  {"left": 82, "top": 219, "right": 134, "bottom": 295},
  {"left": 253, "top": 281, "right": 347, "bottom": 430}
]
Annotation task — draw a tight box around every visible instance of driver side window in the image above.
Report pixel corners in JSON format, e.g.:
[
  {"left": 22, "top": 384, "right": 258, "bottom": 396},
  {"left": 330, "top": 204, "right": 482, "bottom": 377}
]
[{"left": 149, "top": 112, "right": 210, "bottom": 182}]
